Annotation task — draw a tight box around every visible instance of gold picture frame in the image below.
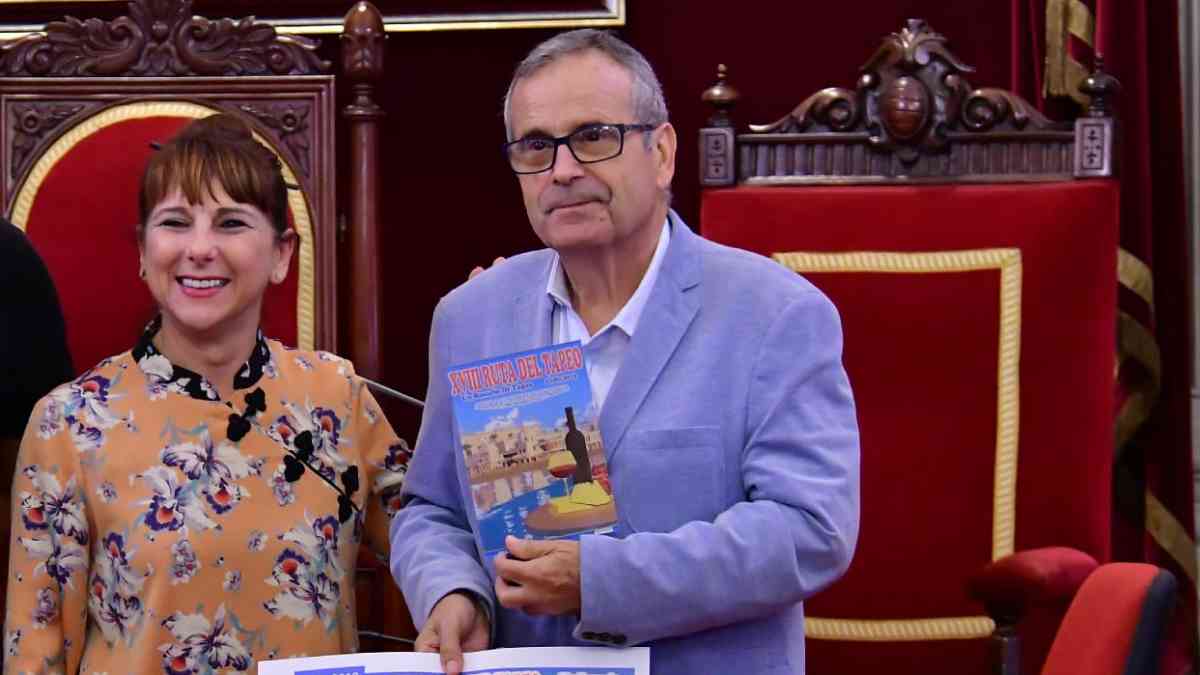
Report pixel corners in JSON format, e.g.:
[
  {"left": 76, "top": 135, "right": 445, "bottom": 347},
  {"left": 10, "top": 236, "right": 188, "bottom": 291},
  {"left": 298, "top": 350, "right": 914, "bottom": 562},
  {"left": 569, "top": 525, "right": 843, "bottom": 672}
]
[{"left": 0, "top": 0, "right": 625, "bottom": 38}]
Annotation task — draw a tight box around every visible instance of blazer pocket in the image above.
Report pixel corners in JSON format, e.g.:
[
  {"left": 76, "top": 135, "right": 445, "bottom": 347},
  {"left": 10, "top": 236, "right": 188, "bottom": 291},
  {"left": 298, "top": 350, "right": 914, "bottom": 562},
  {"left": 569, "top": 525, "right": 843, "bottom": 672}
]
[{"left": 614, "top": 426, "right": 725, "bottom": 534}]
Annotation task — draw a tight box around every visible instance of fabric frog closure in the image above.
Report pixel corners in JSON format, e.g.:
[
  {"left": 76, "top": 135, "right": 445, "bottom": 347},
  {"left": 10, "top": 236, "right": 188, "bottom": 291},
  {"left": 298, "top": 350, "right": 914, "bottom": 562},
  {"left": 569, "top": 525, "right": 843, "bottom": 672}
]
[{"left": 227, "top": 387, "right": 361, "bottom": 524}]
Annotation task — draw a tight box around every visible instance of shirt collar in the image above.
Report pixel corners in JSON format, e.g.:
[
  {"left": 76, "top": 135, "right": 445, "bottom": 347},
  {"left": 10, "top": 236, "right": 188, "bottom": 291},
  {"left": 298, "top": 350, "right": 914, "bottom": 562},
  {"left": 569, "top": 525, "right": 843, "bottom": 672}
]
[
  {"left": 546, "top": 214, "right": 672, "bottom": 338},
  {"left": 132, "top": 315, "right": 272, "bottom": 401}
]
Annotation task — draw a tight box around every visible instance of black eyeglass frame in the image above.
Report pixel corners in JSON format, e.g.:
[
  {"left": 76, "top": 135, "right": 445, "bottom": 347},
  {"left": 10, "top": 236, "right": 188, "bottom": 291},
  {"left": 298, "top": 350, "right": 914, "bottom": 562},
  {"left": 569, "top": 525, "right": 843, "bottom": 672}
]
[{"left": 502, "top": 122, "right": 659, "bottom": 175}]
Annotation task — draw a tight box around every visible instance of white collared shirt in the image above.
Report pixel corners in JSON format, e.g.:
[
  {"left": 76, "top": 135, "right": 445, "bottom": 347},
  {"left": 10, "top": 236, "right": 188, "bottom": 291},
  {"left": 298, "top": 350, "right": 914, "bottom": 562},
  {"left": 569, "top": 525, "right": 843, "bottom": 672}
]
[{"left": 547, "top": 217, "right": 671, "bottom": 411}]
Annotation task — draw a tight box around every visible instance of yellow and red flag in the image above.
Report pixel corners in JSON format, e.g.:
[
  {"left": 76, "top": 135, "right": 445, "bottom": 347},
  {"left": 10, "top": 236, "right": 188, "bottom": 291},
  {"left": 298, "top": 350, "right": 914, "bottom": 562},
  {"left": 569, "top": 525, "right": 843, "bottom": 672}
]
[{"left": 1043, "top": 1, "right": 1197, "bottom": 671}]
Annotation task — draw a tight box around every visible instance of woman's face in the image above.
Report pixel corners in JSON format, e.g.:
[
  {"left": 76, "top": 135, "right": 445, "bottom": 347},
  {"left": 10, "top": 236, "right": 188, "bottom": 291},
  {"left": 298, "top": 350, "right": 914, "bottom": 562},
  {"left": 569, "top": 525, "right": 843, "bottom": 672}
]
[{"left": 140, "top": 183, "right": 293, "bottom": 340}]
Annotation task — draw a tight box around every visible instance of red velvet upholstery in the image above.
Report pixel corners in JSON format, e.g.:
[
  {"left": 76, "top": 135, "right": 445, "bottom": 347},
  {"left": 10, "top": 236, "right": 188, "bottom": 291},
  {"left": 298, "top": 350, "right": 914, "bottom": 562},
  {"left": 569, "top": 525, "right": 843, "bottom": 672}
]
[
  {"left": 1043, "top": 563, "right": 1175, "bottom": 675},
  {"left": 968, "top": 547, "right": 1099, "bottom": 621},
  {"left": 700, "top": 181, "right": 1119, "bottom": 674},
  {"left": 18, "top": 113, "right": 302, "bottom": 374}
]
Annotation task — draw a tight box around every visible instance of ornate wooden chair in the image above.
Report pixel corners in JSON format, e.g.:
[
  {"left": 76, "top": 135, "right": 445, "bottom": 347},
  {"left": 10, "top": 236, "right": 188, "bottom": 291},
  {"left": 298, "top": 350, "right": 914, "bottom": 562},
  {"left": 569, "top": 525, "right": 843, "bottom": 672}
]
[
  {"left": 0, "top": 0, "right": 411, "bottom": 652},
  {"left": 697, "top": 19, "right": 1120, "bottom": 675}
]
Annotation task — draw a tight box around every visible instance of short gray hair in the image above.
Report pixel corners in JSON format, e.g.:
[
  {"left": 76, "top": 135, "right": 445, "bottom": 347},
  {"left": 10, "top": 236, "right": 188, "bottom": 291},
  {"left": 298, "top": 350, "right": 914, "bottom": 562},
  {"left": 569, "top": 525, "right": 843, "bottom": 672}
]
[{"left": 502, "top": 29, "right": 669, "bottom": 141}]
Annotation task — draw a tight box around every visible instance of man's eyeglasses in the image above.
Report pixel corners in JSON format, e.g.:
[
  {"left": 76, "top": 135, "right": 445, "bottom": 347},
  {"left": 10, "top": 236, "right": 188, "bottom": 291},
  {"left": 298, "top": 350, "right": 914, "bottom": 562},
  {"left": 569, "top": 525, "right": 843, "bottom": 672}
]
[{"left": 503, "top": 123, "right": 657, "bottom": 174}]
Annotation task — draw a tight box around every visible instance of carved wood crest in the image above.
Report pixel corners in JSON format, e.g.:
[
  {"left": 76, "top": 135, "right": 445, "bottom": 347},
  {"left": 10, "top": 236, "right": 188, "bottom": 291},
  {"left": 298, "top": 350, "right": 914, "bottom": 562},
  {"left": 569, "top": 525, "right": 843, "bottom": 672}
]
[
  {"left": 0, "top": 0, "right": 330, "bottom": 77},
  {"left": 10, "top": 102, "right": 94, "bottom": 179},
  {"left": 749, "top": 19, "right": 1063, "bottom": 164},
  {"left": 236, "top": 102, "right": 313, "bottom": 177}
]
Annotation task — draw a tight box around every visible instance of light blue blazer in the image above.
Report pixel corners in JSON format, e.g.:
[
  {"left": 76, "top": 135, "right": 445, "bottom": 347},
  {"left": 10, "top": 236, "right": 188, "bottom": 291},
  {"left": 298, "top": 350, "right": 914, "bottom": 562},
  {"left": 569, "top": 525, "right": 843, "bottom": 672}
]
[{"left": 390, "top": 213, "right": 860, "bottom": 674}]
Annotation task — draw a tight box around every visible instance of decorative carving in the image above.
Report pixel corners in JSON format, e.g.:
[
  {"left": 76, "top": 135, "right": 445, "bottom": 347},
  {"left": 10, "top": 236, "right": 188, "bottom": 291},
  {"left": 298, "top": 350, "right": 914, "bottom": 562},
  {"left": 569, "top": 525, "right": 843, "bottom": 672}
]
[
  {"left": 880, "top": 76, "right": 930, "bottom": 140},
  {"left": 750, "top": 87, "right": 860, "bottom": 134},
  {"left": 341, "top": 2, "right": 386, "bottom": 379},
  {"left": 743, "top": 20, "right": 1065, "bottom": 162},
  {"left": 342, "top": 1, "right": 386, "bottom": 120},
  {"left": 699, "top": 65, "right": 739, "bottom": 185},
  {"left": 10, "top": 102, "right": 88, "bottom": 179},
  {"left": 1080, "top": 56, "right": 1120, "bottom": 118},
  {"left": 862, "top": 17, "right": 975, "bottom": 75},
  {"left": 0, "top": 0, "right": 330, "bottom": 77},
  {"left": 701, "top": 64, "right": 740, "bottom": 128},
  {"left": 860, "top": 20, "right": 969, "bottom": 161},
  {"left": 237, "top": 102, "right": 312, "bottom": 178},
  {"left": 700, "top": 127, "right": 735, "bottom": 186},
  {"left": 961, "top": 88, "right": 1057, "bottom": 132},
  {"left": 1074, "top": 59, "right": 1118, "bottom": 178},
  {"left": 342, "top": 1, "right": 386, "bottom": 83},
  {"left": 703, "top": 18, "right": 1110, "bottom": 184}
]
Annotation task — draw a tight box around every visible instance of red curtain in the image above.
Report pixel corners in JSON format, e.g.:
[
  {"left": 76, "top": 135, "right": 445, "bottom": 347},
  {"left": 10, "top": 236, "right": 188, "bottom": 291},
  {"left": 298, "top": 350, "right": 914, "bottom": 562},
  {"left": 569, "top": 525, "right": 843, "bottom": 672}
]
[{"left": 1012, "top": 2, "right": 1196, "bottom": 672}]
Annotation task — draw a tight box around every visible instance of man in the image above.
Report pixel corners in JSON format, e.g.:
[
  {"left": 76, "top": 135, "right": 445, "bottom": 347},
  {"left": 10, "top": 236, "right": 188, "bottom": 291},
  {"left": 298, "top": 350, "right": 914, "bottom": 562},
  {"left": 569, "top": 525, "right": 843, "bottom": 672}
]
[
  {"left": 0, "top": 216, "right": 73, "bottom": 606},
  {"left": 0, "top": 217, "right": 72, "bottom": 440},
  {"left": 391, "top": 29, "right": 859, "bottom": 675}
]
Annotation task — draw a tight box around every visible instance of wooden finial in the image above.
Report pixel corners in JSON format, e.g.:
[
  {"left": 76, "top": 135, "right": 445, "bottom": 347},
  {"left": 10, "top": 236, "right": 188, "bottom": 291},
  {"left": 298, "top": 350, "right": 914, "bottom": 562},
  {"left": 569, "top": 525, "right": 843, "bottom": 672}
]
[
  {"left": 1079, "top": 54, "right": 1120, "bottom": 118},
  {"left": 342, "top": 1, "right": 386, "bottom": 83},
  {"left": 341, "top": 0, "right": 387, "bottom": 378},
  {"left": 701, "top": 64, "right": 740, "bottom": 128}
]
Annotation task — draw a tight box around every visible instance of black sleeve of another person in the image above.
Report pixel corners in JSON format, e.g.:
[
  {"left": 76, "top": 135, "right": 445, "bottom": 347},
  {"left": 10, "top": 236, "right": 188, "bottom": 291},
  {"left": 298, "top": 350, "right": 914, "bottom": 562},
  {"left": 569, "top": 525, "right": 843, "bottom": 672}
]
[{"left": 0, "top": 218, "right": 73, "bottom": 440}]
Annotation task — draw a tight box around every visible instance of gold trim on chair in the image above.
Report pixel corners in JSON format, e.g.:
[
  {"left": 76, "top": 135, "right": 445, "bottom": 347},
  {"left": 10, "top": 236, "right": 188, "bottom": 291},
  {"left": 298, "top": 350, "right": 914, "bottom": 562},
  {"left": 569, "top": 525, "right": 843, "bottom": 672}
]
[
  {"left": 10, "top": 101, "right": 316, "bottom": 351},
  {"left": 773, "top": 248, "right": 1023, "bottom": 641},
  {"left": 806, "top": 616, "right": 998, "bottom": 642}
]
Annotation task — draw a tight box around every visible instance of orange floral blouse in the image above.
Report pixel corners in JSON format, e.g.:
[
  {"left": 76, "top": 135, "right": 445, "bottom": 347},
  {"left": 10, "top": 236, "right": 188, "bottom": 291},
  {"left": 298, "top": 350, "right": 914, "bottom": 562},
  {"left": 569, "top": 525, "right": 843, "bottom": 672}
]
[{"left": 4, "top": 321, "right": 410, "bottom": 675}]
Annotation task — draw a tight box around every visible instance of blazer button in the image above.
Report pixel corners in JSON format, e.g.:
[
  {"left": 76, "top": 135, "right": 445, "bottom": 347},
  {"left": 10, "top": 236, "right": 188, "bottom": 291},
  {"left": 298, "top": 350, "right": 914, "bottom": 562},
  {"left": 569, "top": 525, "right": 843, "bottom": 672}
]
[
  {"left": 612, "top": 633, "right": 627, "bottom": 645},
  {"left": 582, "top": 631, "right": 597, "bottom": 640}
]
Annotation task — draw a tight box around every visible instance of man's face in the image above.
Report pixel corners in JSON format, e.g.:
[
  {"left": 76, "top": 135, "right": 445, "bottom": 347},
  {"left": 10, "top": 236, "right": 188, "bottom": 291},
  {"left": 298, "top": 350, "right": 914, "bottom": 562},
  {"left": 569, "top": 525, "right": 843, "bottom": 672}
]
[{"left": 508, "top": 50, "right": 676, "bottom": 254}]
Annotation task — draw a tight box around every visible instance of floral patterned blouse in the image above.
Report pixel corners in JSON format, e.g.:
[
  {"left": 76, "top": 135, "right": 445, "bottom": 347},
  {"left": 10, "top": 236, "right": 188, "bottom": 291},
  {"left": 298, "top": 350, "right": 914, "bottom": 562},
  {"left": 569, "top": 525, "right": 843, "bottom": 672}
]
[{"left": 4, "top": 320, "right": 411, "bottom": 675}]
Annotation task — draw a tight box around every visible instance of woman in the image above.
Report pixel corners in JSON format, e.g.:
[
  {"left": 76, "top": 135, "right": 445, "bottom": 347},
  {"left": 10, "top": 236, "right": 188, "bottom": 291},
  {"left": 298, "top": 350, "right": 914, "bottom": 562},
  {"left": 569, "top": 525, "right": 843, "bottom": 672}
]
[{"left": 4, "top": 114, "right": 410, "bottom": 674}]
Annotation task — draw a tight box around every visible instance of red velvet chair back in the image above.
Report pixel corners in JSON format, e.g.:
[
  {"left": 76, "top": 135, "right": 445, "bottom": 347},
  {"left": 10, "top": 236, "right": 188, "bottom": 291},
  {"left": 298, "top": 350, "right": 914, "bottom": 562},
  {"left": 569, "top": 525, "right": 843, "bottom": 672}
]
[
  {"left": 9, "top": 107, "right": 310, "bottom": 371},
  {"left": 0, "top": 3, "right": 341, "bottom": 360},
  {"left": 702, "top": 182, "right": 1118, "bottom": 673},
  {"left": 698, "top": 19, "right": 1119, "bottom": 675}
]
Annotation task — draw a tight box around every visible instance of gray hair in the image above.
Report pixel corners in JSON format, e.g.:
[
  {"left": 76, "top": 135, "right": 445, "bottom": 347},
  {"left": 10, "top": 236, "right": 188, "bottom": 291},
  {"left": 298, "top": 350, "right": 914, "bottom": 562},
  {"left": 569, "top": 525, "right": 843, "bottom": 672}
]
[{"left": 502, "top": 29, "right": 669, "bottom": 141}]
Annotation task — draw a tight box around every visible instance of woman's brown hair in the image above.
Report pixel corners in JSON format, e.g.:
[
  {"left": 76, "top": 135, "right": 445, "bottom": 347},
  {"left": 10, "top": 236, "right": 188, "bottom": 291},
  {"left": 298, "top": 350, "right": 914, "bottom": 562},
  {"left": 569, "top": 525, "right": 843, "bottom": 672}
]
[{"left": 138, "top": 114, "right": 289, "bottom": 239}]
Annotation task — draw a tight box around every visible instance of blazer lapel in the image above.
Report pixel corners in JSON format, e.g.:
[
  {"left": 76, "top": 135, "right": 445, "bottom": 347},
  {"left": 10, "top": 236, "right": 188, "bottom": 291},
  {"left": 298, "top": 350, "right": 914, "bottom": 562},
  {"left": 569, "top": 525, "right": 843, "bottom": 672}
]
[
  {"left": 600, "top": 215, "right": 702, "bottom": 456},
  {"left": 511, "top": 255, "right": 557, "bottom": 353}
]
